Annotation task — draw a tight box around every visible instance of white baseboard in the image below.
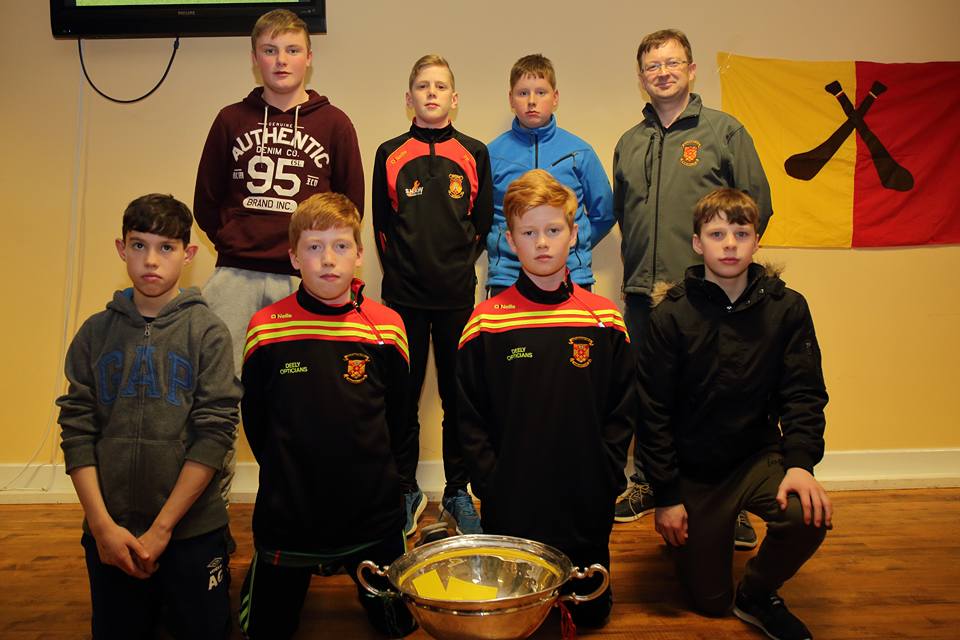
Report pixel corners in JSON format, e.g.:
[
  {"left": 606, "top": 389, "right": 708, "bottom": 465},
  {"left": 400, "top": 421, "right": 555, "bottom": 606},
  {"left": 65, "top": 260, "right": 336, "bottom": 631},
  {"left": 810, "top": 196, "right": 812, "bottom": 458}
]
[
  {"left": 814, "top": 448, "right": 960, "bottom": 490},
  {"left": 2, "top": 449, "right": 958, "bottom": 504}
]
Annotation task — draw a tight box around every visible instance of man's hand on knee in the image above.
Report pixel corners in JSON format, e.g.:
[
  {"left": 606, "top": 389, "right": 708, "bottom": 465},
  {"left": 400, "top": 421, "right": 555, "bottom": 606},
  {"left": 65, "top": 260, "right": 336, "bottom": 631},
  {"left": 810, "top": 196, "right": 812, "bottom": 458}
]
[
  {"left": 776, "top": 467, "right": 833, "bottom": 529},
  {"left": 654, "top": 503, "right": 688, "bottom": 546}
]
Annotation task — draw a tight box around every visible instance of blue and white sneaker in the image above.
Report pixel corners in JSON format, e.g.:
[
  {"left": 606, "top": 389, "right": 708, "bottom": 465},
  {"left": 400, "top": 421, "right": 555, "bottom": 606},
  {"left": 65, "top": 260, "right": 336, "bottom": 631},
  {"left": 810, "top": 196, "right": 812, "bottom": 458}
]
[
  {"left": 439, "top": 489, "right": 483, "bottom": 534},
  {"left": 404, "top": 489, "right": 428, "bottom": 537}
]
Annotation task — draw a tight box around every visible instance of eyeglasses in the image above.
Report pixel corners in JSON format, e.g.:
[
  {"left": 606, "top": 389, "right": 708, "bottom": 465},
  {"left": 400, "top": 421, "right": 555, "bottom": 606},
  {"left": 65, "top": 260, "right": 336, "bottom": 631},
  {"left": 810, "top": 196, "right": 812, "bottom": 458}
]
[{"left": 642, "top": 59, "right": 688, "bottom": 75}]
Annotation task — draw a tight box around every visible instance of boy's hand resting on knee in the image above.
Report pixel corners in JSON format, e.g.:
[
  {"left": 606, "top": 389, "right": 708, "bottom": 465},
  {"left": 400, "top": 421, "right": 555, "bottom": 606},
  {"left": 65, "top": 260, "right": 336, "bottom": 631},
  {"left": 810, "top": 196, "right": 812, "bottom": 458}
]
[
  {"left": 777, "top": 467, "right": 833, "bottom": 529},
  {"left": 655, "top": 504, "right": 688, "bottom": 546}
]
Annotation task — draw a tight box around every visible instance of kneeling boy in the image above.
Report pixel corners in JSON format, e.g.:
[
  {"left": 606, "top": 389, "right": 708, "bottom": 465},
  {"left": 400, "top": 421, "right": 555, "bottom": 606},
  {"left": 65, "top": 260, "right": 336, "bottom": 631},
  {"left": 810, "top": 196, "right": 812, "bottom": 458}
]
[
  {"left": 638, "top": 188, "right": 831, "bottom": 640},
  {"left": 238, "top": 193, "right": 416, "bottom": 638},
  {"left": 457, "top": 169, "right": 634, "bottom": 627}
]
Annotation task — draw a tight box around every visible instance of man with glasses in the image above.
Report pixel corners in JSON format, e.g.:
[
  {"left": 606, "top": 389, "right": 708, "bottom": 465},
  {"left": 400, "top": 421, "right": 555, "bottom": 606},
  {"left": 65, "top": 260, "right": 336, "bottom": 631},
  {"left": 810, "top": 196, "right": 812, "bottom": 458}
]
[{"left": 612, "top": 29, "right": 772, "bottom": 550}]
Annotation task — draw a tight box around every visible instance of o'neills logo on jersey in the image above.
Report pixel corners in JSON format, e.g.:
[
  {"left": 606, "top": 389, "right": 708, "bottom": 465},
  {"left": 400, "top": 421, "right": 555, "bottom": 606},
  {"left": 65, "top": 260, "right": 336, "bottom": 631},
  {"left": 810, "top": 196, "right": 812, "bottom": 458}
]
[
  {"left": 680, "top": 140, "right": 701, "bottom": 167},
  {"left": 405, "top": 179, "right": 424, "bottom": 197},
  {"left": 568, "top": 337, "right": 594, "bottom": 368},
  {"left": 343, "top": 353, "right": 370, "bottom": 384},
  {"left": 448, "top": 174, "right": 464, "bottom": 199}
]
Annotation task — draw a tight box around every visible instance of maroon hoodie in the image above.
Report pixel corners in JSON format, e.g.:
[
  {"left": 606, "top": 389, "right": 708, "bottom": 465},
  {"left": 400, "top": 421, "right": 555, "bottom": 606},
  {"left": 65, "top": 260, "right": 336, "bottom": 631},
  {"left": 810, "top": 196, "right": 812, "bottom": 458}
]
[{"left": 194, "top": 88, "right": 364, "bottom": 275}]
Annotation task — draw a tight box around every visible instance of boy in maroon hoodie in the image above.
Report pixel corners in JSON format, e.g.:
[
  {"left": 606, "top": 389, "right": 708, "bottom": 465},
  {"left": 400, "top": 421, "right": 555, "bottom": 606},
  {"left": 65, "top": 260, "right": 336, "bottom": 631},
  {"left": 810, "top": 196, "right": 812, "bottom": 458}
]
[{"left": 193, "top": 9, "right": 363, "bottom": 509}]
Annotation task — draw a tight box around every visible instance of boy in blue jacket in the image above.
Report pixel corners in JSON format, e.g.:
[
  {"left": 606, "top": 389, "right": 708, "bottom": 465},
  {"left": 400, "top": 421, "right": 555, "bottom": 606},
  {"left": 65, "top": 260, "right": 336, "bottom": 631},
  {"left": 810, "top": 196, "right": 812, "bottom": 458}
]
[{"left": 487, "top": 54, "right": 614, "bottom": 295}]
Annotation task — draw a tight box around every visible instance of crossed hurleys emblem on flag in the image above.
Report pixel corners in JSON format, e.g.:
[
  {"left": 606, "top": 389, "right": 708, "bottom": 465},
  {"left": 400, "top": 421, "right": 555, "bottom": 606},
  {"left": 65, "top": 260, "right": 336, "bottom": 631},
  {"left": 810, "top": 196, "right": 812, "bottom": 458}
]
[{"left": 784, "top": 80, "right": 913, "bottom": 192}]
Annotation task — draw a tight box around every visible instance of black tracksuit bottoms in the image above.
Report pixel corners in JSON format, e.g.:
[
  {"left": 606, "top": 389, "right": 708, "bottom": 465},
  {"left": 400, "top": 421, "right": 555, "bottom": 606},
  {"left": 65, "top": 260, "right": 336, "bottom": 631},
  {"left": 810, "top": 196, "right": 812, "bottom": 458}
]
[
  {"left": 674, "top": 449, "right": 828, "bottom": 616},
  {"left": 81, "top": 526, "right": 230, "bottom": 640},
  {"left": 387, "top": 303, "right": 473, "bottom": 497}
]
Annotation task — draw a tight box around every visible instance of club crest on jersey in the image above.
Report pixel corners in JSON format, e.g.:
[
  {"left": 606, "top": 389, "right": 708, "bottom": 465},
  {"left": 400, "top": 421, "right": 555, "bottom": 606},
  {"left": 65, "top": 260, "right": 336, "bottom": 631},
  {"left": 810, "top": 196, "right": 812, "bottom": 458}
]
[
  {"left": 343, "top": 353, "right": 370, "bottom": 384},
  {"left": 568, "top": 337, "right": 594, "bottom": 368},
  {"left": 405, "top": 179, "right": 424, "bottom": 197},
  {"left": 448, "top": 174, "right": 464, "bottom": 199},
  {"left": 680, "top": 140, "right": 701, "bottom": 167}
]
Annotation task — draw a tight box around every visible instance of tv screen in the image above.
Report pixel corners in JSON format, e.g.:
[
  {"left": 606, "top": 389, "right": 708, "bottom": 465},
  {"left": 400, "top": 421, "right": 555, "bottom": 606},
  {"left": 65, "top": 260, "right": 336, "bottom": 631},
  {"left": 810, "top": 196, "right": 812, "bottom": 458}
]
[{"left": 50, "top": 0, "right": 327, "bottom": 39}]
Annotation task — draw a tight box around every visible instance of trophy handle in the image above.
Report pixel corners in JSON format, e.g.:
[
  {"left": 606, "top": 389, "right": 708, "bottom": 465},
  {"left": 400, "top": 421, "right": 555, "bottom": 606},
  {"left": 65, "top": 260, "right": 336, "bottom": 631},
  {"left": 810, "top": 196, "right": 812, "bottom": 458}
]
[
  {"left": 356, "top": 560, "right": 391, "bottom": 597},
  {"left": 556, "top": 563, "right": 610, "bottom": 604}
]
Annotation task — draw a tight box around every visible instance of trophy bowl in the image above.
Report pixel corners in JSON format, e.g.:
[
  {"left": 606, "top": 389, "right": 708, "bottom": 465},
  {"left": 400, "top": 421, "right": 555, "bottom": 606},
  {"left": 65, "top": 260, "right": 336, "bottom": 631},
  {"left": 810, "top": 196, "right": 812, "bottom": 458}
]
[{"left": 357, "top": 534, "right": 608, "bottom": 640}]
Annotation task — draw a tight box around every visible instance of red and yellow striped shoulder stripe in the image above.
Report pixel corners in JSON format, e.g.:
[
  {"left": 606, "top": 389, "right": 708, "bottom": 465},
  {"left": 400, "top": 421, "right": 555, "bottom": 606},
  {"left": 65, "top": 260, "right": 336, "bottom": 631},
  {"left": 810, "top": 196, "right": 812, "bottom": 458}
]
[
  {"left": 244, "top": 318, "right": 409, "bottom": 362},
  {"left": 459, "top": 307, "right": 627, "bottom": 347}
]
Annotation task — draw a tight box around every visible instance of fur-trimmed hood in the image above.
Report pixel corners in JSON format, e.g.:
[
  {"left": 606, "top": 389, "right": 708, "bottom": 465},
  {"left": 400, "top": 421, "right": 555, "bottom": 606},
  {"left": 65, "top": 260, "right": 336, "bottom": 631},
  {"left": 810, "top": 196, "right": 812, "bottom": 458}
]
[{"left": 650, "top": 261, "right": 785, "bottom": 307}]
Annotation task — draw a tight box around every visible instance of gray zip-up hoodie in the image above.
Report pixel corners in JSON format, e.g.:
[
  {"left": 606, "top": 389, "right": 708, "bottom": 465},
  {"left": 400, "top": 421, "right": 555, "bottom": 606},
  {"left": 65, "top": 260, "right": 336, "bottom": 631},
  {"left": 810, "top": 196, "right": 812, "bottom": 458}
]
[
  {"left": 57, "top": 287, "right": 241, "bottom": 540},
  {"left": 613, "top": 94, "right": 773, "bottom": 296}
]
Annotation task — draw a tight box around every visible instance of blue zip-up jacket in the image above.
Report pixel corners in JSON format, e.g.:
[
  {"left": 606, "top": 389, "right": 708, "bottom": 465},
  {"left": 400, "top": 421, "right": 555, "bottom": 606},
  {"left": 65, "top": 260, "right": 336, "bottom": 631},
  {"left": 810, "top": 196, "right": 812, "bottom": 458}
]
[{"left": 487, "top": 116, "right": 615, "bottom": 288}]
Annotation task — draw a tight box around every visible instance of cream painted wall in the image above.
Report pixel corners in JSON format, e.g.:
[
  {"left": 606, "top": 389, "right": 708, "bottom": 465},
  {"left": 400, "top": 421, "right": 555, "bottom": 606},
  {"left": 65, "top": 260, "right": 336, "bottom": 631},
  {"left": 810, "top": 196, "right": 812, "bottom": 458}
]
[{"left": 2, "top": 0, "right": 958, "bottom": 469}]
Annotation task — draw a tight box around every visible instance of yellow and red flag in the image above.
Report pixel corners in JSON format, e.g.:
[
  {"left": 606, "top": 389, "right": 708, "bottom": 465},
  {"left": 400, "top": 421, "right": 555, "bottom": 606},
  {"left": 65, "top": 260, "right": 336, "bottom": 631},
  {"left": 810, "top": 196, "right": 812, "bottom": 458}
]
[{"left": 720, "top": 53, "right": 960, "bottom": 248}]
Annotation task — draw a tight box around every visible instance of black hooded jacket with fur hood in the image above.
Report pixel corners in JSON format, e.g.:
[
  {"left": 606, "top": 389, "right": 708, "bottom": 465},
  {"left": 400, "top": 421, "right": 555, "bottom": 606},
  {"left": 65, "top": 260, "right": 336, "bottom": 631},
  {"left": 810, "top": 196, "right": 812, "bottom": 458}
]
[{"left": 637, "top": 263, "right": 828, "bottom": 507}]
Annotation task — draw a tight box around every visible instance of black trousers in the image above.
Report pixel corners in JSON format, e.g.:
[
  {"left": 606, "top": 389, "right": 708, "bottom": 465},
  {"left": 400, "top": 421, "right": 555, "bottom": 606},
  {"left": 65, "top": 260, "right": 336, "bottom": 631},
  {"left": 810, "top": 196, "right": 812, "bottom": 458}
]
[
  {"left": 623, "top": 293, "right": 653, "bottom": 484},
  {"left": 238, "top": 533, "right": 416, "bottom": 639},
  {"left": 387, "top": 303, "right": 473, "bottom": 496},
  {"left": 82, "top": 527, "right": 230, "bottom": 640},
  {"left": 676, "top": 450, "right": 828, "bottom": 616}
]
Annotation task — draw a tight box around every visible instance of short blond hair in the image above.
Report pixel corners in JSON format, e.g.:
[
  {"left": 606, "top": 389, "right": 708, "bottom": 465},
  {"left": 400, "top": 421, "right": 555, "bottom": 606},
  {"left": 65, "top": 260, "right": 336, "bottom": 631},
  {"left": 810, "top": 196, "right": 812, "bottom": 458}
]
[
  {"left": 289, "top": 193, "right": 362, "bottom": 249},
  {"left": 510, "top": 54, "right": 557, "bottom": 90},
  {"left": 408, "top": 54, "right": 455, "bottom": 90},
  {"left": 251, "top": 9, "right": 310, "bottom": 51},
  {"left": 503, "top": 169, "right": 576, "bottom": 232}
]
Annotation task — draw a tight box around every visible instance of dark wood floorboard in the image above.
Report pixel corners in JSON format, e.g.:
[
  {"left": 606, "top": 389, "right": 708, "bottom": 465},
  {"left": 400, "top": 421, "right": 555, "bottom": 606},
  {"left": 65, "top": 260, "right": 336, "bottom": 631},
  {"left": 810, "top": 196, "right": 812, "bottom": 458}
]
[{"left": 1, "top": 489, "right": 958, "bottom": 638}]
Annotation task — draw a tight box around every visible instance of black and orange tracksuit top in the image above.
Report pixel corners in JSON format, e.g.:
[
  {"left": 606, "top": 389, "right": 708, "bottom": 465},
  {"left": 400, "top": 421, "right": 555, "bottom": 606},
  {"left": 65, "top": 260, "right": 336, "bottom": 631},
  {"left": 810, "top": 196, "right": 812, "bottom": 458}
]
[
  {"left": 240, "top": 280, "right": 410, "bottom": 553},
  {"left": 455, "top": 271, "right": 636, "bottom": 554},
  {"left": 372, "top": 121, "right": 493, "bottom": 310}
]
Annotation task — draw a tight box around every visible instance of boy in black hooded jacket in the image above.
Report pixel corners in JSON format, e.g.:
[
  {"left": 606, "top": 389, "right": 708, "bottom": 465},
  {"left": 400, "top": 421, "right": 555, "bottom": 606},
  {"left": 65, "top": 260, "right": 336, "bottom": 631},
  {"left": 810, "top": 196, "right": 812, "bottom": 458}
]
[{"left": 638, "top": 188, "right": 831, "bottom": 640}]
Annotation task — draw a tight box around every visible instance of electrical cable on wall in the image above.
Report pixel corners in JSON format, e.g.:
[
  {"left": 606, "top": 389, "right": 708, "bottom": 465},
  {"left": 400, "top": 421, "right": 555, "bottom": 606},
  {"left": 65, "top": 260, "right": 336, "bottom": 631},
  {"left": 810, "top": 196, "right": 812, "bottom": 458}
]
[
  {"left": 3, "top": 37, "right": 182, "bottom": 494},
  {"left": 78, "top": 37, "right": 181, "bottom": 103},
  {"left": 1, "top": 62, "right": 90, "bottom": 494}
]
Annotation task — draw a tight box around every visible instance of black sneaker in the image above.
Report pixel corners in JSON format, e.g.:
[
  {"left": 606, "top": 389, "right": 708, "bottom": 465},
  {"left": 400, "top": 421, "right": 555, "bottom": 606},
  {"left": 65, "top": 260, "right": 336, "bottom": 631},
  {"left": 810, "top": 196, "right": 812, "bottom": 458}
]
[
  {"left": 614, "top": 482, "right": 655, "bottom": 523},
  {"left": 733, "top": 584, "right": 812, "bottom": 640},
  {"left": 735, "top": 510, "right": 759, "bottom": 550},
  {"left": 416, "top": 522, "right": 454, "bottom": 547}
]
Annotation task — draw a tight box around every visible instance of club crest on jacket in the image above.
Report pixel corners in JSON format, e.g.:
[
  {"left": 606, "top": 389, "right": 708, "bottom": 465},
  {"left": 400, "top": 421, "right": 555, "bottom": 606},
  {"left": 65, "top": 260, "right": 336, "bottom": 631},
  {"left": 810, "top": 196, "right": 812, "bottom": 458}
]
[
  {"left": 568, "top": 336, "right": 594, "bottom": 368},
  {"left": 448, "top": 173, "right": 464, "bottom": 199},
  {"left": 343, "top": 353, "right": 370, "bottom": 384},
  {"left": 680, "top": 140, "right": 701, "bottom": 167}
]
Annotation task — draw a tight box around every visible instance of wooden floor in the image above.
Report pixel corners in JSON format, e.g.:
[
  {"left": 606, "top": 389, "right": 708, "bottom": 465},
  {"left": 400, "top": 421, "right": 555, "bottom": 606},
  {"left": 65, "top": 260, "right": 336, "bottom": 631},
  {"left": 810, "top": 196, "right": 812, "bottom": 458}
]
[{"left": 1, "top": 489, "right": 958, "bottom": 639}]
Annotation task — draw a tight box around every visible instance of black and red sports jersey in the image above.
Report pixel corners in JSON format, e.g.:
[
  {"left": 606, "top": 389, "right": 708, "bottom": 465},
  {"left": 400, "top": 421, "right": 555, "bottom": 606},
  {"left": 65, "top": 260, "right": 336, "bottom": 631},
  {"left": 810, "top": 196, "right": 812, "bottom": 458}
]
[
  {"left": 456, "top": 271, "right": 635, "bottom": 553},
  {"left": 241, "top": 280, "right": 410, "bottom": 552},
  {"left": 372, "top": 122, "right": 493, "bottom": 310}
]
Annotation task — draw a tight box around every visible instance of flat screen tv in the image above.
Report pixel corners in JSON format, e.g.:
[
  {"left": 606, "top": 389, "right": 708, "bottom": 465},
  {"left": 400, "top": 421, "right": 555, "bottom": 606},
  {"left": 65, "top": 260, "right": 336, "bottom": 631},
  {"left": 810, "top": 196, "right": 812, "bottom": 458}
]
[{"left": 50, "top": 0, "right": 327, "bottom": 39}]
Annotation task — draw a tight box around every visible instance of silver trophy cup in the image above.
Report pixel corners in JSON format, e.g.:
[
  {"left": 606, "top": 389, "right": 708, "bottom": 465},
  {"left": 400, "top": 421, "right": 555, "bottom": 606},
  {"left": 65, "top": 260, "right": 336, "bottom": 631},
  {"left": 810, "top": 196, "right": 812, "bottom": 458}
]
[{"left": 357, "top": 534, "right": 609, "bottom": 640}]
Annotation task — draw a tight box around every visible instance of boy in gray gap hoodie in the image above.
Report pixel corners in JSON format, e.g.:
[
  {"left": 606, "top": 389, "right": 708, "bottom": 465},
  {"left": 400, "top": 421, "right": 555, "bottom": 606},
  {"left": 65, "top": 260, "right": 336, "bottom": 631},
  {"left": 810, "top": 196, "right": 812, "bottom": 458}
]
[{"left": 57, "top": 194, "right": 241, "bottom": 640}]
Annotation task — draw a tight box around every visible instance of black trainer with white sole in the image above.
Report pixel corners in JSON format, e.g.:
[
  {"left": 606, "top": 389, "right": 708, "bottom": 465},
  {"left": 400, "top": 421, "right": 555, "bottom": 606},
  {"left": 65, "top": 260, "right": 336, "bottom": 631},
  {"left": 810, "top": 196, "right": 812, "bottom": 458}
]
[{"left": 733, "top": 583, "right": 812, "bottom": 640}]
